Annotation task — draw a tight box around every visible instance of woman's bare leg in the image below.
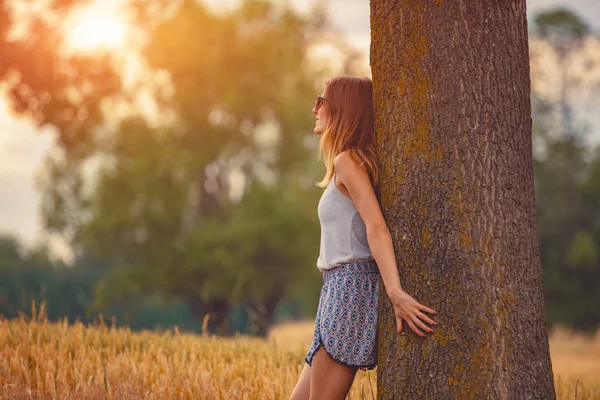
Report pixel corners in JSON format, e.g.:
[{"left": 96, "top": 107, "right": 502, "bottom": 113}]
[
  {"left": 290, "top": 363, "right": 312, "bottom": 400},
  {"left": 309, "top": 345, "right": 357, "bottom": 400}
]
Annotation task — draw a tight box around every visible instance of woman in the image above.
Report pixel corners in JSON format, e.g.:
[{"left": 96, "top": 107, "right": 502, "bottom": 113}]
[{"left": 289, "top": 76, "right": 438, "bottom": 400}]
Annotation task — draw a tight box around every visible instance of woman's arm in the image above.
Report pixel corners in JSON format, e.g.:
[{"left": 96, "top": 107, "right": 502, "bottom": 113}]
[
  {"left": 365, "top": 224, "right": 403, "bottom": 295},
  {"left": 333, "top": 152, "right": 402, "bottom": 295},
  {"left": 334, "top": 150, "right": 437, "bottom": 337}
]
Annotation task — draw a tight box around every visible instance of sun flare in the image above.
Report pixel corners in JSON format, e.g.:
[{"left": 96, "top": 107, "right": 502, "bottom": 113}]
[{"left": 65, "top": 1, "right": 127, "bottom": 52}]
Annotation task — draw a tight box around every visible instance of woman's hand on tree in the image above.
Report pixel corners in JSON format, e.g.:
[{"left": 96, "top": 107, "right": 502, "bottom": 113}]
[{"left": 387, "top": 288, "right": 437, "bottom": 338}]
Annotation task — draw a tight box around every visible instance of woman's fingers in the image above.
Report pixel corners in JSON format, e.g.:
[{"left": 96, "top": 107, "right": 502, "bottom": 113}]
[
  {"left": 406, "top": 319, "right": 426, "bottom": 337},
  {"left": 412, "top": 315, "right": 434, "bottom": 334},
  {"left": 418, "top": 304, "right": 437, "bottom": 315},
  {"left": 389, "top": 291, "right": 438, "bottom": 337},
  {"left": 416, "top": 310, "right": 437, "bottom": 326}
]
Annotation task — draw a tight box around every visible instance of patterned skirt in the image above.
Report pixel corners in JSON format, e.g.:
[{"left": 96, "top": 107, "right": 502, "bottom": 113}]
[{"left": 304, "top": 260, "right": 380, "bottom": 371}]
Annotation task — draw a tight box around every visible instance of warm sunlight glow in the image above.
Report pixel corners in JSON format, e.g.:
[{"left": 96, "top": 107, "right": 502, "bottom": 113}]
[{"left": 65, "top": 1, "right": 127, "bottom": 52}]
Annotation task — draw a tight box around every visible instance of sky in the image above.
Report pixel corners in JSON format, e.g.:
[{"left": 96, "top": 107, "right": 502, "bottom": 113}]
[{"left": 1, "top": 0, "right": 599, "bottom": 262}]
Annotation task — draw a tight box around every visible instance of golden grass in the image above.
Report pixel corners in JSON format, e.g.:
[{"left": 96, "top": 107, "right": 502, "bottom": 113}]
[{"left": 0, "top": 302, "right": 598, "bottom": 399}]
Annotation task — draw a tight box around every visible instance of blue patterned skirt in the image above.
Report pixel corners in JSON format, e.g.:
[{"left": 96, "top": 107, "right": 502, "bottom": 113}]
[{"left": 304, "top": 260, "right": 380, "bottom": 371}]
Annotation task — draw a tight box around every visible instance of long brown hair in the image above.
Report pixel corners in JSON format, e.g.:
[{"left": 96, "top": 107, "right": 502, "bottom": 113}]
[{"left": 316, "top": 76, "right": 379, "bottom": 188}]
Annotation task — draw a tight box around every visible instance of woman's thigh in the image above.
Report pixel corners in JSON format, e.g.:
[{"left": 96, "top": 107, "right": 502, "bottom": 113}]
[
  {"left": 309, "top": 345, "right": 357, "bottom": 400},
  {"left": 289, "top": 363, "right": 311, "bottom": 400}
]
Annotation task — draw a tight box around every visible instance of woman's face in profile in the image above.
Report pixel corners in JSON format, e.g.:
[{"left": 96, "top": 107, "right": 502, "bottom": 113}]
[{"left": 312, "top": 91, "right": 328, "bottom": 135}]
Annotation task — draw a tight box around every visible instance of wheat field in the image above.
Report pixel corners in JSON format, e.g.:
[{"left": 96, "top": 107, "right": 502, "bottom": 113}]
[{"left": 0, "top": 302, "right": 598, "bottom": 399}]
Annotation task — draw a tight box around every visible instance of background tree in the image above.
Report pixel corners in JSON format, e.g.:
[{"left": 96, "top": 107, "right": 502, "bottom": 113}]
[
  {"left": 0, "top": 0, "right": 121, "bottom": 154},
  {"left": 370, "top": 1, "right": 556, "bottom": 398},
  {"left": 36, "top": 0, "right": 327, "bottom": 336},
  {"left": 532, "top": 8, "right": 595, "bottom": 141},
  {"left": 2, "top": 0, "right": 364, "bottom": 336},
  {"left": 529, "top": 8, "right": 600, "bottom": 332},
  {"left": 0, "top": 233, "right": 203, "bottom": 331}
]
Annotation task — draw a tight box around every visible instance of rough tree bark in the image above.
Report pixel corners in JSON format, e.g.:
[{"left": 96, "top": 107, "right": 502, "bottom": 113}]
[{"left": 370, "top": 1, "right": 556, "bottom": 399}]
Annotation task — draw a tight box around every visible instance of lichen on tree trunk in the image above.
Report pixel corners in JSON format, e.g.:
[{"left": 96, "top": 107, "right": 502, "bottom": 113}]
[{"left": 370, "top": 1, "right": 556, "bottom": 398}]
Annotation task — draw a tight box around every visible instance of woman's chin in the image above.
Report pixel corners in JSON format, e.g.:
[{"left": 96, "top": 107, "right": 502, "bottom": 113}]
[{"left": 314, "top": 127, "right": 322, "bottom": 135}]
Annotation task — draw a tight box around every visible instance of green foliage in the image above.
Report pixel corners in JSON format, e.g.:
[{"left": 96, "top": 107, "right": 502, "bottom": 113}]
[
  {"left": 533, "top": 136, "right": 600, "bottom": 332},
  {"left": 534, "top": 8, "right": 590, "bottom": 41},
  {"left": 0, "top": 235, "right": 89, "bottom": 322},
  {"left": 0, "top": 234, "right": 204, "bottom": 332},
  {"left": 29, "top": 0, "right": 334, "bottom": 335},
  {"left": 531, "top": 8, "right": 600, "bottom": 332},
  {"left": 566, "top": 232, "right": 598, "bottom": 271}
]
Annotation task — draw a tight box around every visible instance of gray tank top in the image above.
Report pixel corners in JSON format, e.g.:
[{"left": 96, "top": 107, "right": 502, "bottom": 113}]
[{"left": 316, "top": 171, "right": 374, "bottom": 271}]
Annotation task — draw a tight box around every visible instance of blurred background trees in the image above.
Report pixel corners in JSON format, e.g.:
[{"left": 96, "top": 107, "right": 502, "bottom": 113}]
[
  {"left": 530, "top": 8, "right": 600, "bottom": 331},
  {"left": 1, "top": 0, "right": 363, "bottom": 336},
  {"left": 0, "top": 1, "right": 599, "bottom": 334}
]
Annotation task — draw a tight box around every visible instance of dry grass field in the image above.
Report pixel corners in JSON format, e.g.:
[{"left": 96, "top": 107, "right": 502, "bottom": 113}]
[{"left": 1, "top": 302, "right": 598, "bottom": 399}]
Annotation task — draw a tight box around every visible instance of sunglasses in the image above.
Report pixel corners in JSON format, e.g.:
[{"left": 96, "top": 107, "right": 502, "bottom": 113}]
[{"left": 315, "top": 95, "right": 328, "bottom": 111}]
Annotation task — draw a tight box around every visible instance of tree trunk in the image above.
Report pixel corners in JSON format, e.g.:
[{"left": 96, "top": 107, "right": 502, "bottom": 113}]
[{"left": 370, "top": 1, "right": 556, "bottom": 399}]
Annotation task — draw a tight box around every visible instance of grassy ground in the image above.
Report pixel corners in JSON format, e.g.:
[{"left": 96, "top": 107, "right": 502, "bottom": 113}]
[{"left": 1, "top": 304, "right": 598, "bottom": 399}]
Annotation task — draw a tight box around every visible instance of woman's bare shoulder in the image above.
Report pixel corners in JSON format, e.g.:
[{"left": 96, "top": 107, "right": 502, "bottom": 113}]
[
  {"left": 334, "top": 150, "right": 367, "bottom": 173},
  {"left": 334, "top": 150, "right": 369, "bottom": 186}
]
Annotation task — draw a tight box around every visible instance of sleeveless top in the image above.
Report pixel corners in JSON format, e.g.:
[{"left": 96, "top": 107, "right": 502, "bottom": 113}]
[{"left": 316, "top": 171, "right": 375, "bottom": 271}]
